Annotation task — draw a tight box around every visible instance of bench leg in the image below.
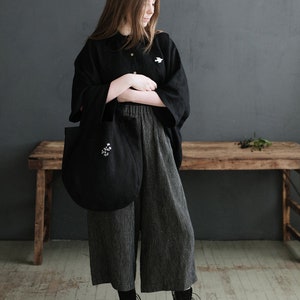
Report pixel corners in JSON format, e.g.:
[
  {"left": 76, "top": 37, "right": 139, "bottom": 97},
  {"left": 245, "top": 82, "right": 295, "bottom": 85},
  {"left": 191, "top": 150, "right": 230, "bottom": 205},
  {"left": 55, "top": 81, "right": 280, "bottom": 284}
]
[
  {"left": 44, "top": 171, "right": 53, "bottom": 242},
  {"left": 283, "top": 170, "right": 291, "bottom": 241},
  {"left": 34, "top": 169, "right": 46, "bottom": 265}
]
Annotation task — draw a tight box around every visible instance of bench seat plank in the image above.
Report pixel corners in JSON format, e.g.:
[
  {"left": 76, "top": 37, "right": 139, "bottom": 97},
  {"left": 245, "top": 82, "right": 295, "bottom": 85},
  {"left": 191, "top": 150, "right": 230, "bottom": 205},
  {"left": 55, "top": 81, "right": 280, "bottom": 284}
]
[{"left": 28, "top": 141, "right": 300, "bottom": 171}]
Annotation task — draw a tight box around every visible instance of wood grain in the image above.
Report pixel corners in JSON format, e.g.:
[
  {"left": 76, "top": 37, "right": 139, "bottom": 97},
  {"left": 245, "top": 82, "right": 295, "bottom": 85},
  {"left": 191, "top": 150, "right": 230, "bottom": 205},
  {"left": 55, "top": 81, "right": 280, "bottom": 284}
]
[{"left": 28, "top": 141, "right": 300, "bottom": 171}]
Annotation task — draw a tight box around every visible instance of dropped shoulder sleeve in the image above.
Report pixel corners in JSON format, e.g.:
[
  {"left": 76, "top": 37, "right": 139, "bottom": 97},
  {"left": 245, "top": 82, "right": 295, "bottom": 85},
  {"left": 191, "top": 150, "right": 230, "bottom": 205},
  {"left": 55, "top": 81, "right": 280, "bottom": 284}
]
[
  {"left": 153, "top": 32, "right": 190, "bottom": 129},
  {"left": 69, "top": 39, "right": 111, "bottom": 128}
]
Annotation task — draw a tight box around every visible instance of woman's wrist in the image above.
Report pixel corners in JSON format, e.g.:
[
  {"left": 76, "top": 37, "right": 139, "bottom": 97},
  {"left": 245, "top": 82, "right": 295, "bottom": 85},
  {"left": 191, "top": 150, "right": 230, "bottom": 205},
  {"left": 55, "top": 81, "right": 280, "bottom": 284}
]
[
  {"left": 118, "top": 89, "right": 165, "bottom": 107},
  {"left": 106, "top": 74, "right": 134, "bottom": 102},
  {"left": 123, "top": 74, "right": 134, "bottom": 88}
]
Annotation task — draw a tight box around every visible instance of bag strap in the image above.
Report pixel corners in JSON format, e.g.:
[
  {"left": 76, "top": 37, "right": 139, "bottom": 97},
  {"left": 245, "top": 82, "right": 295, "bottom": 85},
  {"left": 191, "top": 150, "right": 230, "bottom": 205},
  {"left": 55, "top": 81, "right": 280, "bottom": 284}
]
[
  {"left": 100, "top": 100, "right": 118, "bottom": 123},
  {"left": 79, "top": 99, "right": 118, "bottom": 137}
]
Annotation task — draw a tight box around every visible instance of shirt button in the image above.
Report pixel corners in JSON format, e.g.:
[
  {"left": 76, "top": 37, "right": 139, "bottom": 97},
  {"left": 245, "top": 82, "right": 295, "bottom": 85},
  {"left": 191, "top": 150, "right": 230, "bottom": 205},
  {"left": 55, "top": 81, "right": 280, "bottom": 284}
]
[{"left": 130, "top": 53, "right": 134, "bottom": 57}]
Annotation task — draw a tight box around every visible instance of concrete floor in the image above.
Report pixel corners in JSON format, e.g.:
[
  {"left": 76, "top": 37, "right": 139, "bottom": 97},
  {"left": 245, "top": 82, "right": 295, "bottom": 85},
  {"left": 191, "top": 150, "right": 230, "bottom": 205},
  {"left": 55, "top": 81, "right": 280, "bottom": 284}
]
[{"left": 0, "top": 240, "right": 300, "bottom": 300}]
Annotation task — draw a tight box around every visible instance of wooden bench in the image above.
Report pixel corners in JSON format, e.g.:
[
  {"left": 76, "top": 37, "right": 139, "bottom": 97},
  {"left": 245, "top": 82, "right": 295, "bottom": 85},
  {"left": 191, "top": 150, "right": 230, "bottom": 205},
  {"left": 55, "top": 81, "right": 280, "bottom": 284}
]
[{"left": 28, "top": 141, "right": 300, "bottom": 265}]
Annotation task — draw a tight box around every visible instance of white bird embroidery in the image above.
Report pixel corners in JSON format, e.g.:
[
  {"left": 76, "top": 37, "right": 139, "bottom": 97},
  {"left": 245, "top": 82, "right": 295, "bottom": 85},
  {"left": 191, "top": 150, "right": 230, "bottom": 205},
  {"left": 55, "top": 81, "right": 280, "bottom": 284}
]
[{"left": 154, "top": 57, "right": 163, "bottom": 63}]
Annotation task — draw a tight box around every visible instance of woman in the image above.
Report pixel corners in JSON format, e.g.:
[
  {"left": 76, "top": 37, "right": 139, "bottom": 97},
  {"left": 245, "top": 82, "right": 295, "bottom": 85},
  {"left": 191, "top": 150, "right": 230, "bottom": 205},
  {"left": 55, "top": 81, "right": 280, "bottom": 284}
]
[{"left": 70, "top": 0, "right": 198, "bottom": 299}]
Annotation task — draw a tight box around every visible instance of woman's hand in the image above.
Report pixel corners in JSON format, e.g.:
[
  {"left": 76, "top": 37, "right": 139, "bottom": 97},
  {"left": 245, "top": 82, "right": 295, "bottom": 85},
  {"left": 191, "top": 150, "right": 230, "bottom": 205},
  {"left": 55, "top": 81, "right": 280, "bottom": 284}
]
[
  {"left": 130, "top": 74, "right": 157, "bottom": 91},
  {"left": 106, "top": 73, "right": 157, "bottom": 103}
]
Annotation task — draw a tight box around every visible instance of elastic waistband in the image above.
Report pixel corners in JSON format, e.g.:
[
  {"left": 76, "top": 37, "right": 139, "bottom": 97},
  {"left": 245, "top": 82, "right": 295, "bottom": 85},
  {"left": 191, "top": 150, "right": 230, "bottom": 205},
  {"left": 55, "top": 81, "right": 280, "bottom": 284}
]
[{"left": 117, "top": 103, "right": 153, "bottom": 117}]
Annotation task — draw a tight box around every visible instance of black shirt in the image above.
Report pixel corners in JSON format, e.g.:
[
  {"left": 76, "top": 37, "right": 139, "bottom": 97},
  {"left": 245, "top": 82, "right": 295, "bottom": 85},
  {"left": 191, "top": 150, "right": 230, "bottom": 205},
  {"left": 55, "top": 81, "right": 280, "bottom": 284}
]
[{"left": 70, "top": 32, "right": 190, "bottom": 168}]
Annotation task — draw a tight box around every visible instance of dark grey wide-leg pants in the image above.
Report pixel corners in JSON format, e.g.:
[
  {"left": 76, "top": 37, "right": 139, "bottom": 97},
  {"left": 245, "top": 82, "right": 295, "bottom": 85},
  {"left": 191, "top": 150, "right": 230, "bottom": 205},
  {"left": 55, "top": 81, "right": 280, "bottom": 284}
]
[{"left": 87, "top": 104, "right": 197, "bottom": 293}]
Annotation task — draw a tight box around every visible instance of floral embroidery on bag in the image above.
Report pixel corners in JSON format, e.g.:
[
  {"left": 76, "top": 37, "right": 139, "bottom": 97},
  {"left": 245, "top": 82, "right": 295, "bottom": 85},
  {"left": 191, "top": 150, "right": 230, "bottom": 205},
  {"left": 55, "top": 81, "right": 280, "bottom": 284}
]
[{"left": 101, "top": 143, "right": 112, "bottom": 157}]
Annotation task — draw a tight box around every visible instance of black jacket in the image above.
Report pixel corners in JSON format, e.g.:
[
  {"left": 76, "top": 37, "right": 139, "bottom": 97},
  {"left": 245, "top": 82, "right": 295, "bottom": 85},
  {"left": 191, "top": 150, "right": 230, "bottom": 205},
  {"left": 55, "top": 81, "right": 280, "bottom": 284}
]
[{"left": 70, "top": 32, "right": 190, "bottom": 168}]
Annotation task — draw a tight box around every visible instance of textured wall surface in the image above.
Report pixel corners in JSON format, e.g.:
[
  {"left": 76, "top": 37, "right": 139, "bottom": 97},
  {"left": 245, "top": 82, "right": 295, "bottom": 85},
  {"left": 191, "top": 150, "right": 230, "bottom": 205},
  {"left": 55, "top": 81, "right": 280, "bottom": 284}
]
[{"left": 1, "top": 0, "right": 300, "bottom": 240}]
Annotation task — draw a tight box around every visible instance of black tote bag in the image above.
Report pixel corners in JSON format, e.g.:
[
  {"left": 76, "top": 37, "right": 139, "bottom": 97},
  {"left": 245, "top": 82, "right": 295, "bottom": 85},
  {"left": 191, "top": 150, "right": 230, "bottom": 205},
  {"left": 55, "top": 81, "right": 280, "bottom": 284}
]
[{"left": 62, "top": 110, "right": 142, "bottom": 211}]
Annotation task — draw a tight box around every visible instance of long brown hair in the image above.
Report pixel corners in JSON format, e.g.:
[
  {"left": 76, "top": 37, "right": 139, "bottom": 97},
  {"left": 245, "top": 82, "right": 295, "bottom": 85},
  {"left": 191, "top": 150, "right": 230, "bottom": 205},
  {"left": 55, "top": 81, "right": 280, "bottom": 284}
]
[{"left": 89, "top": 0, "right": 160, "bottom": 52}]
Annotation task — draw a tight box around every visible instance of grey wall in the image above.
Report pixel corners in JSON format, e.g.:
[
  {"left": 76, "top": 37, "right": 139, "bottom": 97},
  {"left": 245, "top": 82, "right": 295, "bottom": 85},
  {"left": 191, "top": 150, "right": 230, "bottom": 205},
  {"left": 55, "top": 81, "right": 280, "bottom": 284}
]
[{"left": 1, "top": 0, "right": 300, "bottom": 240}]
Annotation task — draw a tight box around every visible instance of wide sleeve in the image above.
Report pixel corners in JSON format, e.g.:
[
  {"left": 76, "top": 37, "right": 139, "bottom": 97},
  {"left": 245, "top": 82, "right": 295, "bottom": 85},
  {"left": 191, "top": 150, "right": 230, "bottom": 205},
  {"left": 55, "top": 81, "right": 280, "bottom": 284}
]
[
  {"left": 69, "top": 39, "right": 111, "bottom": 128},
  {"left": 153, "top": 34, "right": 190, "bottom": 129}
]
